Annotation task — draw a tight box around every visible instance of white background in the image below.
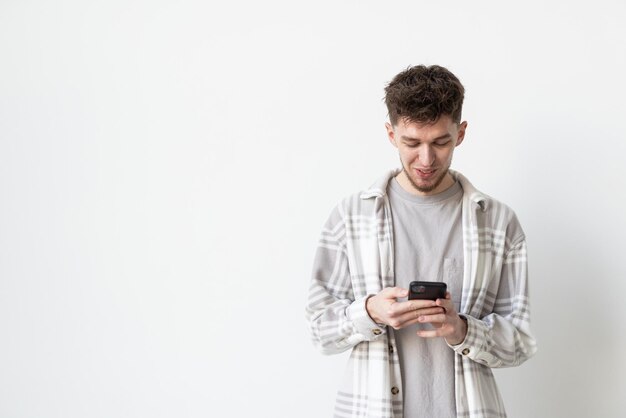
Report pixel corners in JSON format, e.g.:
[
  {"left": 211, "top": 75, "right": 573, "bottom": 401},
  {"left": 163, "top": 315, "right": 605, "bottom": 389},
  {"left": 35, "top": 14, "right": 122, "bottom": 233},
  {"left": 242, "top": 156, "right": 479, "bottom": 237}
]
[{"left": 1, "top": 1, "right": 625, "bottom": 417}]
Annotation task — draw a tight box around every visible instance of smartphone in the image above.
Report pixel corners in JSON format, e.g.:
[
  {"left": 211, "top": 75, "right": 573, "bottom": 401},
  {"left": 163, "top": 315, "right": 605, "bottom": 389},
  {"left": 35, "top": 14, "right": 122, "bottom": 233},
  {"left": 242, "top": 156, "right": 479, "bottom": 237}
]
[{"left": 408, "top": 281, "right": 447, "bottom": 300}]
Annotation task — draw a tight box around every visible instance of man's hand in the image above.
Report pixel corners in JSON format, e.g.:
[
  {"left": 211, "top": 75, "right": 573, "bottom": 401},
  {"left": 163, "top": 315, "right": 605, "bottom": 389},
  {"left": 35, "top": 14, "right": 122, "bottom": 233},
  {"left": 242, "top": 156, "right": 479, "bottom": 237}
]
[
  {"left": 366, "top": 287, "right": 445, "bottom": 330},
  {"left": 415, "top": 291, "right": 468, "bottom": 345}
]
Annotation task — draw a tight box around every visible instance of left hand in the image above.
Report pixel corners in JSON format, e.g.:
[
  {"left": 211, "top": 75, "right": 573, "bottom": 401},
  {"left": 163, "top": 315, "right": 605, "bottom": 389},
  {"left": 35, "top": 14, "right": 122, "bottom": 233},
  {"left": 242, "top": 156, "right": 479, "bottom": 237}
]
[{"left": 415, "top": 291, "right": 467, "bottom": 346}]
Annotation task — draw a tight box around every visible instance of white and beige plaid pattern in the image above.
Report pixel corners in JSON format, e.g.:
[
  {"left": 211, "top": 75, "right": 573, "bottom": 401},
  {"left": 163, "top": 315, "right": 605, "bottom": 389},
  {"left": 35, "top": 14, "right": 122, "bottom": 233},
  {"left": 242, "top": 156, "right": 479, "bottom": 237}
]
[{"left": 306, "top": 169, "right": 537, "bottom": 418}]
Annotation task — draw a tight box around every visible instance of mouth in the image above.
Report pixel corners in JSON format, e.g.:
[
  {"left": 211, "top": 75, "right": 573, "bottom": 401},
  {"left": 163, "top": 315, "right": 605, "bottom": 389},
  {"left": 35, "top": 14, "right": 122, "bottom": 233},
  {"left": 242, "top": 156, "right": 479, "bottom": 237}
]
[{"left": 414, "top": 168, "right": 437, "bottom": 179}]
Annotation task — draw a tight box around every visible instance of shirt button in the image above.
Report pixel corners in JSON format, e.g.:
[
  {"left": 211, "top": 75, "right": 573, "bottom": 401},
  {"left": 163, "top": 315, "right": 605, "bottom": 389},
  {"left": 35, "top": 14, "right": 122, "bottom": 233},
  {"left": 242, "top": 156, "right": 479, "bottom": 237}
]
[
  {"left": 391, "top": 387, "right": 399, "bottom": 395},
  {"left": 372, "top": 328, "right": 382, "bottom": 335},
  {"left": 388, "top": 344, "right": 394, "bottom": 353},
  {"left": 462, "top": 348, "right": 470, "bottom": 355}
]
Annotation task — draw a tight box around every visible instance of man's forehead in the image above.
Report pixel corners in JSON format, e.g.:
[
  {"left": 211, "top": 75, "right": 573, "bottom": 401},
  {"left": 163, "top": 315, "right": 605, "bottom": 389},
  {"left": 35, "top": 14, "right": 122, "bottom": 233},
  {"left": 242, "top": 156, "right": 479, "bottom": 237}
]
[{"left": 396, "top": 117, "right": 455, "bottom": 139}]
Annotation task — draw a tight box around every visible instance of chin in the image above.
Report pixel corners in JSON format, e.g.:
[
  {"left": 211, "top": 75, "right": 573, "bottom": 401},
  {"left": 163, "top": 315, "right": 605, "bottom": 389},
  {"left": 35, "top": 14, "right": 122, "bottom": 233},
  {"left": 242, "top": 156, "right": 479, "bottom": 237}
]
[{"left": 408, "top": 171, "right": 447, "bottom": 193}]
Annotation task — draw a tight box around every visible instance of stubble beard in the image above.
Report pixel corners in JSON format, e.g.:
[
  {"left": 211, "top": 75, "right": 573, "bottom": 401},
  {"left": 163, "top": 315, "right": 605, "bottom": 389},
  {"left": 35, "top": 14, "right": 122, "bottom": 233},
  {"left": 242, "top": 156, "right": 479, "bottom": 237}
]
[{"left": 401, "top": 161, "right": 449, "bottom": 194}]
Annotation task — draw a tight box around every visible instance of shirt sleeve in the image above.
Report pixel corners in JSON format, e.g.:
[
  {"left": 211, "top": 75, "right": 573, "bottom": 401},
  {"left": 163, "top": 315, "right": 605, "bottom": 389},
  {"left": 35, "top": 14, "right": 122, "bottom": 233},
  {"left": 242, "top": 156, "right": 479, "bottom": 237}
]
[
  {"left": 305, "top": 204, "right": 387, "bottom": 355},
  {"left": 447, "top": 234, "right": 538, "bottom": 368}
]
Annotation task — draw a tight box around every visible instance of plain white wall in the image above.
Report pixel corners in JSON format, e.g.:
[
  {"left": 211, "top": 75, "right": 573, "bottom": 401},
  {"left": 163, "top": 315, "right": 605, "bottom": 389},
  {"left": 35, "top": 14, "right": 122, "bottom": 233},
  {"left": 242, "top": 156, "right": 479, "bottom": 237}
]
[{"left": 1, "top": 1, "right": 625, "bottom": 417}]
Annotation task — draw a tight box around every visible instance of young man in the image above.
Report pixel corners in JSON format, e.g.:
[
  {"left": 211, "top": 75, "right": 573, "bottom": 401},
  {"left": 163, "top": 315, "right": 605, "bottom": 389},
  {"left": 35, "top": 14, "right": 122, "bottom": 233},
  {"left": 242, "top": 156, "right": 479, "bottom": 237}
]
[{"left": 305, "top": 65, "right": 537, "bottom": 418}]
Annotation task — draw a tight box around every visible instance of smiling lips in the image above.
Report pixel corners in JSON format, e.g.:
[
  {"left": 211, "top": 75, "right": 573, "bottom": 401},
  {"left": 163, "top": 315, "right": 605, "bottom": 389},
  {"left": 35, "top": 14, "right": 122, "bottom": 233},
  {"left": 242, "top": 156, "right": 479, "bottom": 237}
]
[{"left": 415, "top": 168, "right": 437, "bottom": 179}]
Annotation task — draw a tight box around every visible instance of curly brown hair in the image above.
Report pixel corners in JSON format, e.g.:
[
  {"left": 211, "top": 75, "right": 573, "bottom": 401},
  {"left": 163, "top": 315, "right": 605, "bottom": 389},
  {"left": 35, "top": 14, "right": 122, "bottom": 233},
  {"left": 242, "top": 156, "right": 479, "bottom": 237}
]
[{"left": 384, "top": 65, "right": 465, "bottom": 126}]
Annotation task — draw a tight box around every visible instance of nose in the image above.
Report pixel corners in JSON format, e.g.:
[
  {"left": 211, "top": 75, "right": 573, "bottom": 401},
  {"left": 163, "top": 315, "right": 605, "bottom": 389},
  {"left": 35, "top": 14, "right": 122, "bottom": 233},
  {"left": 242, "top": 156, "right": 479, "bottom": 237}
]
[{"left": 419, "top": 144, "right": 435, "bottom": 166}]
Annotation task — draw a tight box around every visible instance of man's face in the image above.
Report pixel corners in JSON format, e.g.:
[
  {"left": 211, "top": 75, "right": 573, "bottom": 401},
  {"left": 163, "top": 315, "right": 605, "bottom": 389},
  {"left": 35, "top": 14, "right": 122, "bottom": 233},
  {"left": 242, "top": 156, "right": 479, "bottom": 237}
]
[{"left": 386, "top": 115, "right": 467, "bottom": 196}]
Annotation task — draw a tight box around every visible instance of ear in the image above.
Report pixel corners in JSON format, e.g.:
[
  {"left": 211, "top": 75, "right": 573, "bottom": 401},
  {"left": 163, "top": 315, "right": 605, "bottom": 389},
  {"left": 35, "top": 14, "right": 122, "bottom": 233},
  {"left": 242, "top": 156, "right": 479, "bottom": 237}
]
[
  {"left": 385, "top": 122, "right": 397, "bottom": 148},
  {"left": 455, "top": 121, "right": 468, "bottom": 147}
]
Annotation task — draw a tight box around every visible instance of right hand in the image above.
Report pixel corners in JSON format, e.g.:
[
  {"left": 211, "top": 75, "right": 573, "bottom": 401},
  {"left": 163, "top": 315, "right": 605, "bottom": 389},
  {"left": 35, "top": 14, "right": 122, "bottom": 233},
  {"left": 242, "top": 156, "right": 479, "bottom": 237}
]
[{"left": 366, "top": 287, "right": 445, "bottom": 330}]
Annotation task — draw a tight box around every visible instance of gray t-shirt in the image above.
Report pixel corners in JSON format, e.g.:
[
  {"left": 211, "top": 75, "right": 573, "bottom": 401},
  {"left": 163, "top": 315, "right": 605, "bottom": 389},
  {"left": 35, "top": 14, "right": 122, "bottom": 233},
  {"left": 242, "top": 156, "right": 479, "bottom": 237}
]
[{"left": 387, "top": 177, "right": 464, "bottom": 418}]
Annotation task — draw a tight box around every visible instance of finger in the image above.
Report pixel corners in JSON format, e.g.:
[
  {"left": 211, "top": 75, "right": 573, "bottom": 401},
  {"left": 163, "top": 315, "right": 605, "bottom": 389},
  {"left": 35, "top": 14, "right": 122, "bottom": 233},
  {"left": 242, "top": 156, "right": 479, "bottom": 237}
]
[
  {"left": 411, "top": 300, "right": 440, "bottom": 309},
  {"left": 445, "top": 291, "right": 451, "bottom": 300},
  {"left": 417, "top": 313, "right": 447, "bottom": 325},
  {"left": 399, "top": 307, "right": 444, "bottom": 320},
  {"left": 381, "top": 287, "right": 408, "bottom": 299},
  {"left": 387, "top": 308, "right": 424, "bottom": 329},
  {"left": 389, "top": 299, "right": 437, "bottom": 316},
  {"left": 392, "top": 307, "right": 444, "bottom": 326},
  {"left": 435, "top": 297, "right": 456, "bottom": 313},
  {"left": 417, "top": 328, "right": 449, "bottom": 338},
  {"left": 414, "top": 307, "right": 446, "bottom": 316}
]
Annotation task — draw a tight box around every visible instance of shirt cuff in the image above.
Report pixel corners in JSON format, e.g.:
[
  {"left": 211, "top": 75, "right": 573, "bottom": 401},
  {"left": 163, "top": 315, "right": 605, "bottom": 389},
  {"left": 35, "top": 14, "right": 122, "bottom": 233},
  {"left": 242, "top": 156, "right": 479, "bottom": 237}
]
[
  {"left": 447, "top": 314, "right": 483, "bottom": 358},
  {"left": 347, "top": 294, "right": 386, "bottom": 340}
]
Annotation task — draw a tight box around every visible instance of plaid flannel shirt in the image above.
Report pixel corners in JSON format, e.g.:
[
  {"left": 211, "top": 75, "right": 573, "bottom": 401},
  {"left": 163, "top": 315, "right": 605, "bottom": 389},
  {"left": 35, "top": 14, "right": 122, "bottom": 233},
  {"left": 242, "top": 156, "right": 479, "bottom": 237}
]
[{"left": 305, "top": 169, "right": 537, "bottom": 418}]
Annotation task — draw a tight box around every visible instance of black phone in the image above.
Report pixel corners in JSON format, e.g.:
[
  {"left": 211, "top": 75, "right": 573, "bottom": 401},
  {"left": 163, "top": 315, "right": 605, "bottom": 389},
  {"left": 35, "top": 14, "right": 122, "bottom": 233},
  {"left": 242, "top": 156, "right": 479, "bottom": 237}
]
[{"left": 408, "top": 281, "right": 447, "bottom": 300}]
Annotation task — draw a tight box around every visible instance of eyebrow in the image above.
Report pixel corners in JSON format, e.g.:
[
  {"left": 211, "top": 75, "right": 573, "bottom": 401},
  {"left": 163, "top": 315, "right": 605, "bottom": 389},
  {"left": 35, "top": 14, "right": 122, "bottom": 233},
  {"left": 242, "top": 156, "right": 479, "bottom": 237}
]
[{"left": 400, "top": 133, "right": 452, "bottom": 142}]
